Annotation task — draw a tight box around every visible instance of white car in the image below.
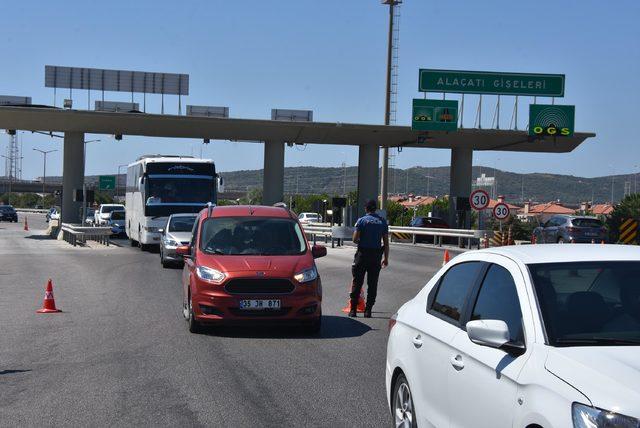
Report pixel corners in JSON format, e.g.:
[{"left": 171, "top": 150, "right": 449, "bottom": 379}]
[
  {"left": 386, "top": 244, "right": 640, "bottom": 428},
  {"left": 94, "top": 204, "right": 125, "bottom": 225},
  {"left": 298, "top": 212, "right": 321, "bottom": 224}
]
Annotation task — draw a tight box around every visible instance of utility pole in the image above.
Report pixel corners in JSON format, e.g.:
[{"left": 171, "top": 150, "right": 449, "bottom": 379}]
[
  {"left": 33, "top": 148, "right": 57, "bottom": 194},
  {"left": 380, "top": 0, "right": 401, "bottom": 211}
]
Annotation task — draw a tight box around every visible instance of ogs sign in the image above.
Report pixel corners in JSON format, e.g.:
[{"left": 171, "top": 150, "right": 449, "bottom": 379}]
[{"left": 529, "top": 104, "right": 575, "bottom": 137}]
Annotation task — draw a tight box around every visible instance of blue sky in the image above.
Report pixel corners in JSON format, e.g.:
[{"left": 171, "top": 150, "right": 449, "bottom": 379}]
[{"left": 1, "top": 0, "right": 639, "bottom": 180}]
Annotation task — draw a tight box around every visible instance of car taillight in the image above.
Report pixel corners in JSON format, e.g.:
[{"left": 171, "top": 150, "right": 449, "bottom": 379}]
[{"left": 388, "top": 313, "right": 398, "bottom": 332}]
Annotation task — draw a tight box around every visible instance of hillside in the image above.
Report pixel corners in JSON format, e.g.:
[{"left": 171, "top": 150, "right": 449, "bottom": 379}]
[{"left": 42, "top": 166, "right": 637, "bottom": 205}]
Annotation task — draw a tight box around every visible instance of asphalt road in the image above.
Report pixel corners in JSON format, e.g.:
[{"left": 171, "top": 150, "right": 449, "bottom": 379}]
[{"left": 1, "top": 214, "right": 448, "bottom": 427}]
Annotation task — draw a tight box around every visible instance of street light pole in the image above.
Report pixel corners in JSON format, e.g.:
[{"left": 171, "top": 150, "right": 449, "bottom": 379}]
[
  {"left": 380, "top": 0, "right": 401, "bottom": 211},
  {"left": 33, "top": 148, "right": 57, "bottom": 195}
]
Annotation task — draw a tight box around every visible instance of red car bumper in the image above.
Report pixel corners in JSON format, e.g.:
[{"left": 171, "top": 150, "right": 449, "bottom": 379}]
[{"left": 191, "top": 277, "right": 322, "bottom": 326}]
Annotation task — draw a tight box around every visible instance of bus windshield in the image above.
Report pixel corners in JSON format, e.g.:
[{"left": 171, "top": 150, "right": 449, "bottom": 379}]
[{"left": 145, "top": 178, "right": 213, "bottom": 205}]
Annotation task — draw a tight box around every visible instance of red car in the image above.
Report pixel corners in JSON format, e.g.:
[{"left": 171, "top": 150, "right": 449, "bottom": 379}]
[{"left": 177, "top": 204, "right": 326, "bottom": 334}]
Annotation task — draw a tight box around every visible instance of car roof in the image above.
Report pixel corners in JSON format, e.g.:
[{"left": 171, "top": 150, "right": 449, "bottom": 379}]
[
  {"left": 169, "top": 213, "right": 197, "bottom": 218},
  {"left": 203, "top": 205, "right": 295, "bottom": 219},
  {"left": 470, "top": 244, "right": 640, "bottom": 264}
]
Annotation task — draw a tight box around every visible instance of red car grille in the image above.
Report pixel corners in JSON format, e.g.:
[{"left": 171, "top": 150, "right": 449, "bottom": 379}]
[{"left": 224, "top": 278, "right": 295, "bottom": 295}]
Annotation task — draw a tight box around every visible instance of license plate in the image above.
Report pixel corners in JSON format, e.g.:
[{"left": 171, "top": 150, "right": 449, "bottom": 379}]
[{"left": 239, "top": 299, "right": 281, "bottom": 310}]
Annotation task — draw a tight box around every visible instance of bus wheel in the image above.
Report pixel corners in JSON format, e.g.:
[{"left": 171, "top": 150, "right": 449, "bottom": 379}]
[{"left": 130, "top": 238, "right": 138, "bottom": 247}]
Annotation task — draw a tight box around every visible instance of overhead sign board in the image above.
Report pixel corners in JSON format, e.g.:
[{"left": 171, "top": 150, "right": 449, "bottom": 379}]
[
  {"left": 412, "top": 99, "right": 458, "bottom": 131},
  {"left": 45, "top": 66, "right": 189, "bottom": 95},
  {"left": 0, "top": 95, "right": 32, "bottom": 105},
  {"left": 187, "top": 105, "right": 229, "bottom": 118},
  {"left": 99, "top": 175, "right": 116, "bottom": 191},
  {"left": 469, "top": 189, "right": 490, "bottom": 211},
  {"left": 271, "top": 109, "right": 313, "bottom": 122},
  {"left": 528, "top": 104, "right": 575, "bottom": 137},
  {"left": 419, "top": 69, "right": 565, "bottom": 97}
]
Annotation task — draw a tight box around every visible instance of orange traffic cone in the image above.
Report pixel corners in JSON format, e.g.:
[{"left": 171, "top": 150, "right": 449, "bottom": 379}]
[
  {"left": 23, "top": 216, "right": 29, "bottom": 231},
  {"left": 442, "top": 250, "right": 451, "bottom": 267},
  {"left": 341, "top": 282, "right": 366, "bottom": 313},
  {"left": 36, "top": 279, "right": 62, "bottom": 313}
]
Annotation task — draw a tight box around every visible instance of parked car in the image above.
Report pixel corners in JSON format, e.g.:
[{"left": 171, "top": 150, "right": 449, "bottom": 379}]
[
  {"left": 159, "top": 213, "right": 197, "bottom": 268},
  {"left": 94, "top": 204, "right": 125, "bottom": 225},
  {"left": 409, "top": 216, "right": 450, "bottom": 243},
  {"left": 46, "top": 207, "right": 61, "bottom": 223},
  {"left": 0, "top": 205, "right": 18, "bottom": 222},
  {"left": 533, "top": 215, "right": 608, "bottom": 243},
  {"left": 298, "top": 212, "right": 321, "bottom": 224},
  {"left": 177, "top": 205, "right": 326, "bottom": 334},
  {"left": 107, "top": 209, "right": 126, "bottom": 236},
  {"left": 386, "top": 244, "right": 640, "bottom": 428}
]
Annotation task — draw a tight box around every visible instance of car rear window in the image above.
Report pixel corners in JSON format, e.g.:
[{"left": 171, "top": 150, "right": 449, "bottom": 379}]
[
  {"left": 572, "top": 218, "right": 603, "bottom": 228},
  {"left": 169, "top": 216, "right": 196, "bottom": 232}
]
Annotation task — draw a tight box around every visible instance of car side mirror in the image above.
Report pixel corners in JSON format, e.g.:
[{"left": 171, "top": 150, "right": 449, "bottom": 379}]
[
  {"left": 466, "top": 320, "right": 525, "bottom": 355},
  {"left": 176, "top": 245, "right": 191, "bottom": 257},
  {"left": 311, "top": 245, "right": 327, "bottom": 259}
]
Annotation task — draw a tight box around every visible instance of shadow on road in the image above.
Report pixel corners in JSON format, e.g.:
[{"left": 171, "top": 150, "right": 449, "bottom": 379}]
[
  {"left": 203, "top": 315, "right": 372, "bottom": 339},
  {"left": 0, "top": 369, "right": 31, "bottom": 376},
  {"left": 24, "top": 234, "right": 52, "bottom": 240}
]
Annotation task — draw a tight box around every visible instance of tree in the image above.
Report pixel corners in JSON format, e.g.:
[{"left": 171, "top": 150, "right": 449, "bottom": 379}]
[{"left": 607, "top": 194, "right": 640, "bottom": 243}]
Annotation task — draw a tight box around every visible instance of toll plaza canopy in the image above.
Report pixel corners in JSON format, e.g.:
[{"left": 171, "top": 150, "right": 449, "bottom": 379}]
[
  {"left": 0, "top": 106, "right": 593, "bottom": 152},
  {"left": 0, "top": 106, "right": 595, "bottom": 224}
]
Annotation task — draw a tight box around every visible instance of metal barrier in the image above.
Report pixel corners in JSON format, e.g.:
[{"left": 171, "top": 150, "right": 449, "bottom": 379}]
[
  {"left": 301, "top": 223, "right": 492, "bottom": 249},
  {"left": 60, "top": 223, "right": 112, "bottom": 247},
  {"left": 15, "top": 208, "right": 50, "bottom": 214}
]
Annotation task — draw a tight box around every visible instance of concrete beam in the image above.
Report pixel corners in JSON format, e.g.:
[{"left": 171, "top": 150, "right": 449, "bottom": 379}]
[
  {"left": 262, "top": 141, "right": 285, "bottom": 205},
  {"left": 356, "top": 144, "right": 380, "bottom": 217},
  {"left": 62, "top": 132, "right": 84, "bottom": 224},
  {"left": 448, "top": 147, "right": 473, "bottom": 228}
]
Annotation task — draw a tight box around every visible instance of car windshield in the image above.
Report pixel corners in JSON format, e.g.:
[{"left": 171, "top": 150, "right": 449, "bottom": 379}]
[
  {"left": 169, "top": 216, "right": 196, "bottom": 232},
  {"left": 200, "top": 217, "right": 306, "bottom": 256},
  {"left": 572, "top": 218, "right": 603, "bottom": 228},
  {"left": 110, "top": 211, "right": 125, "bottom": 220},
  {"left": 529, "top": 261, "right": 640, "bottom": 346},
  {"left": 102, "top": 206, "right": 123, "bottom": 214}
]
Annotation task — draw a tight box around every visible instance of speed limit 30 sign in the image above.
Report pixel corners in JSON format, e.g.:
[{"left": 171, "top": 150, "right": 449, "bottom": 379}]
[
  {"left": 493, "top": 202, "right": 510, "bottom": 220},
  {"left": 469, "top": 189, "right": 490, "bottom": 211}
]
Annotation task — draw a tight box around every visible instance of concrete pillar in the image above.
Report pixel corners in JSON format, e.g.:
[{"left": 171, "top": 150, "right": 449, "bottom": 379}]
[
  {"left": 262, "top": 141, "right": 285, "bottom": 205},
  {"left": 449, "top": 147, "right": 473, "bottom": 228},
  {"left": 62, "top": 132, "right": 85, "bottom": 224},
  {"left": 356, "top": 144, "right": 380, "bottom": 217}
]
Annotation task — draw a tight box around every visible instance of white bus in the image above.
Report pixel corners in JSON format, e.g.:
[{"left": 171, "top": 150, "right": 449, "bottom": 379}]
[{"left": 125, "top": 155, "right": 220, "bottom": 248}]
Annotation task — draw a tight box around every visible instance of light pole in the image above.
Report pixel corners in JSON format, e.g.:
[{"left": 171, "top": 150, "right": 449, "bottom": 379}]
[
  {"left": 33, "top": 148, "right": 57, "bottom": 194},
  {"left": 380, "top": 0, "right": 402, "bottom": 211},
  {"left": 0, "top": 154, "right": 12, "bottom": 195},
  {"left": 81, "top": 139, "right": 100, "bottom": 223},
  {"left": 117, "top": 164, "right": 128, "bottom": 199}
]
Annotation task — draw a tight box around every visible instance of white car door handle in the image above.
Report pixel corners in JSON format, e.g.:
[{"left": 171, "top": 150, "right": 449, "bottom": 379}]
[
  {"left": 412, "top": 335, "right": 423, "bottom": 348},
  {"left": 450, "top": 354, "right": 464, "bottom": 370}
]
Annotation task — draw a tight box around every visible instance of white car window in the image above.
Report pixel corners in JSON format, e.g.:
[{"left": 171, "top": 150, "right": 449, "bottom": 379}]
[{"left": 430, "top": 262, "right": 484, "bottom": 324}]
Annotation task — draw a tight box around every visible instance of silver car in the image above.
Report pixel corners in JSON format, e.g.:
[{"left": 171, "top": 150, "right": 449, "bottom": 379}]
[{"left": 159, "top": 213, "right": 197, "bottom": 268}]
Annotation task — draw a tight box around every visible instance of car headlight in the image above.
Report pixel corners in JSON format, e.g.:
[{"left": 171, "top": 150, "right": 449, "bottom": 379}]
[
  {"left": 196, "top": 266, "right": 226, "bottom": 284},
  {"left": 163, "top": 238, "right": 179, "bottom": 247},
  {"left": 294, "top": 266, "right": 318, "bottom": 283},
  {"left": 573, "top": 403, "right": 639, "bottom": 428}
]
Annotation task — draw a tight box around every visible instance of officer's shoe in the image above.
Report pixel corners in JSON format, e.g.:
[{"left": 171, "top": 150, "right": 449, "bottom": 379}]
[
  {"left": 348, "top": 308, "right": 357, "bottom": 317},
  {"left": 364, "top": 306, "right": 373, "bottom": 318}
]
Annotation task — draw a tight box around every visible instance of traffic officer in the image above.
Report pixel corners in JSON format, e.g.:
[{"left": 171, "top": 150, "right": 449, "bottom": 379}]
[{"left": 349, "top": 199, "right": 389, "bottom": 318}]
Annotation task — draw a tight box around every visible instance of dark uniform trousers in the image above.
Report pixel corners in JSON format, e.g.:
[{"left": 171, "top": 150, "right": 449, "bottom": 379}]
[{"left": 350, "top": 247, "right": 384, "bottom": 308}]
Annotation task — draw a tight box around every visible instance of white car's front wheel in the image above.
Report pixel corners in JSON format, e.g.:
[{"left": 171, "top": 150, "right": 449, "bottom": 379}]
[{"left": 393, "top": 373, "right": 417, "bottom": 428}]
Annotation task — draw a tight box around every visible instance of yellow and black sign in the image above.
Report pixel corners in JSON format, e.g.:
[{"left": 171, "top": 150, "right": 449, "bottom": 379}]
[
  {"left": 392, "top": 232, "right": 412, "bottom": 241},
  {"left": 619, "top": 218, "right": 638, "bottom": 244}
]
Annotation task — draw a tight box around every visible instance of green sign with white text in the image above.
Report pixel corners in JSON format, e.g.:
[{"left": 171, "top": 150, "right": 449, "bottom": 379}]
[
  {"left": 99, "top": 175, "right": 116, "bottom": 190},
  {"left": 412, "top": 99, "right": 458, "bottom": 131},
  {"left": 419, "top": 69, "right": 565, "bottom": 97},
  {"left": 528, "top": 104, "right": 575, "bottom": 137}
]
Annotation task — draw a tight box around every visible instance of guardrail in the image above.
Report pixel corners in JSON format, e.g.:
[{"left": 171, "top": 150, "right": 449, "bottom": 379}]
[
  {"left": 301, "top": 223, "right": 493, "bottom": 249},
  {"left": 15, "top": 208, "right": 50, "bottom": 214},
  {"left": 60, "top": 223, "right": 112, "bottom": 247}
]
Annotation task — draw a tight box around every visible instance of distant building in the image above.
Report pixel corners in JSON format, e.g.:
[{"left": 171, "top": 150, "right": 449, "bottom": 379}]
[{"left": 518, "top": 201, "right": 575, "bottom": 223}]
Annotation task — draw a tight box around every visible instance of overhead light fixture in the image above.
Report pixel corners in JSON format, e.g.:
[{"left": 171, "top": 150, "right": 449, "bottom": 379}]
[
  {"left": 114, "top": 134, "right": 123, "bottom": 141},
  {"left": 63, "top": 99, "right": 73, "bottom": 109}
]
